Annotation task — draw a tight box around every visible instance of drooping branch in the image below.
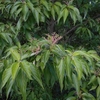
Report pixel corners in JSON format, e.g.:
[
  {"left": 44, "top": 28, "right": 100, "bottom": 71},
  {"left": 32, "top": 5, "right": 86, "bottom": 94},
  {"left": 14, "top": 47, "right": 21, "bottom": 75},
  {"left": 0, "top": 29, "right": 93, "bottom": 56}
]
[
  {"left": 62, "top": 14, "right": 100, "bottom": 38},
  {"left": 63, "top": 24, "right": 80, "bottom": 37}
]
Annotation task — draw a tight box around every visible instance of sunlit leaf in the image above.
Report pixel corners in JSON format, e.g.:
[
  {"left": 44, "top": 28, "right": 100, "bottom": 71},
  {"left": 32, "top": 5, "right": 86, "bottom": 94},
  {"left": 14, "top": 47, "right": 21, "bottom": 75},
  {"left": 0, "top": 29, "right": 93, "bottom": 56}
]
[
  {"left": 10, "top": 48, "right": 20, "bottom": 61},
  {"left": 12, "top": 62, "right": 20, "bottom": 80},
  {"left": 1, "top": 67, "right": 12, "bottom": 88},
  {"left": 63, "top": 8, "right": 68, "bottom": 23},
  {"left": 21, "top": 60, "right": 32, "bottom": 80},
  {"left": 40, "top": 0, "right": 50, "bottom": 11},
  {"left": 72, "top": 57, "right": 83, "bottom": 80},
  {"left": 51, "top": 6, "right": 55, "bottom": 20}
]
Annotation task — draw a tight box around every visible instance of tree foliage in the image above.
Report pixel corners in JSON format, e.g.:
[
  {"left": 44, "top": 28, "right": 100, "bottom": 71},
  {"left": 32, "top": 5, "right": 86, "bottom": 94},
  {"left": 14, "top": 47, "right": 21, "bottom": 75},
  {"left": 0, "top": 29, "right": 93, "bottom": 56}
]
[{"left": 0, "top": 0, "right": 100, "bottom": 100}]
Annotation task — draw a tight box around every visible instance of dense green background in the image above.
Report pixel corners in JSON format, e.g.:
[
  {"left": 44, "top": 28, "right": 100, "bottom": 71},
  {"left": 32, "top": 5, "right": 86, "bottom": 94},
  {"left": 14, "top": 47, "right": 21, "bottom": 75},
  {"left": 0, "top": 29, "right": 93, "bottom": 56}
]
[{"left": 0, "top": 0, "right": 100, "bottom": 100}]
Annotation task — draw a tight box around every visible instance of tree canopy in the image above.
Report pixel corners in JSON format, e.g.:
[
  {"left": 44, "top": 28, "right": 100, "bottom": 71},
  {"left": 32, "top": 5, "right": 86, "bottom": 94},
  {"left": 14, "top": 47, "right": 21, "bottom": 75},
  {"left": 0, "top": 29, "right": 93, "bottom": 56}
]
[{"left": 0, "top": 0, "right": 100, "bottom": 100}]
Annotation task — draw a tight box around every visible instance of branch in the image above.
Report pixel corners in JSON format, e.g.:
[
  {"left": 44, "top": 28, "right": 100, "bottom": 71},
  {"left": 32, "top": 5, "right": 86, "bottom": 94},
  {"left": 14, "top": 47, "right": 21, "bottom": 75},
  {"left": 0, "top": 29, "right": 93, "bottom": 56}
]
[
  {"left": 63, "top": 24, "right": 80, "bottom": 37},
  {"left": 62, "top": 14, "right": 100, "bottom": 38}
]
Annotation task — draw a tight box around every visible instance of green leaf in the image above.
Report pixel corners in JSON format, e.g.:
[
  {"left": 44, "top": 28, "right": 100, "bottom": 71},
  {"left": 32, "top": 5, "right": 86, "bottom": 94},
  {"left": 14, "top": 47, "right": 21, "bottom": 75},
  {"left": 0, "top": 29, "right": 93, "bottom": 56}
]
[
  {"left": 57, "top": 9, "right": 64, "bottom": 23},
  {"left": 73, "top": 50, "right": 89, "bottom": 57},
  {"left": 36, "top": 55, "right": 41, "bottom": 61},
  {"left": 6, "top": 78, "right": 14, "bottom": 98},
  {"left": 51, "top": 6, "right": 55, "bottom": 20},
  {"left": 41, "top": 50, "right": 50, "bottom": 70},
  {"left": 10, "top": 48, "right": 20, "bottom": 61},
  {"left": 22, "top": 3, "right": 29, "bottom": 21},
  {"left": 68, "top": 5, "right": 82, "bottom": 23},
  {"left": 65, "top": 55, "right": 72, "bottom": 81},
  {"left": 27, "top": 1, "right": 34, "bottom": 13},
  {"left": 97, "top": 86, "right": 100, "bottom": 98},
  {"left": 14, "top": 37, "right": 21, "bottom": 48},
  {"left": 52, "top": 45, "right": 66, "bottom": 57},
  {"left": 82, "top": 93, "right": 96, "bottom": 100},
  {"left": 88, "top": 75, "right": 96, "bottom": 85},
  {"left": 88, "top": 50, "right": 100, "bottom": 61},
  {"left": 97, "top": 77, "right": 100, "bottom": 86},
  {"left": 34, "top": 8, "right": 40, "bottom": 24},
  {"left": 25, "top": 32, "right": 32, "bottom": 41},
  {"left": 67, "top": 97, "right": 76, "bottom": 100},
  {"left": 72, "top": 73, "right": 80, "bottom": 96},
  {"left": 21, "top": 60, "right": 32, "bottom": 80},
  {"left": 63, "top": 8, "right": 68, "bottom": 23},
  {"left": 40, "top": 0, "right": 50, "bottom": 11},
  {"left": 0, "top": 33, "right": 9, "bottom": 43},
  {"left": 21, "top": 53, "right": 30, "bottom": 60},
  {"left": 73, "top": 51, "right": 93, "bottom": 67},
  {"left": 44, "top": 65, "right": 53, "bottom": 86},
  {"left": 90, "top": 85, "right": 97, "bottom": 91},
  {"left": 72, "top": 57, "right": 83, "bottom": 80},
  {"left": 40, "top": 14, "right": 45, "bottom": 22},
  {"left": 87, "top": 28, "right": 92, "bottom": 39},
  {"left": 11, "top": 4, "right": 20, "bottom": 15},
  {"left": 55, "top": 2, "right": 62, "bottom": 7},
  {"left": 56, "top": 59, "right": 65, "bottom": 91},
  {"left": 12, "top": 62, "right": 20, "bottom": 80},
  {"left": 73, "top": 7, "right": 82, "bottom": 22},
  {"left": 14, "top": 1, "right": 22, "bottom": 6},
  {"left": 17, "top": 17, "right": 22, "bottom": 30},
  {"left": 1, "top": 67, "right": 12, "bottom": 88},
  {"left": 43, "top": 10, "right": 49, "bottom": 18},
  {"left": 15, "top": 8, "right": 22, "bottom": 17},
  {"left": 30, "top": 64, "right": 43, "bottom": 89},
  {"left": 80, "top": 60, "right": 90, "bottom": 76},
  {"left": 54, "top": 5, "right": 60, "bottom": 15},
  {"left": 69, "top": 10, "right": 77, "bottom": 25},
  {"left": 16, "top": 70, "right": 27, "bottom": 100}
]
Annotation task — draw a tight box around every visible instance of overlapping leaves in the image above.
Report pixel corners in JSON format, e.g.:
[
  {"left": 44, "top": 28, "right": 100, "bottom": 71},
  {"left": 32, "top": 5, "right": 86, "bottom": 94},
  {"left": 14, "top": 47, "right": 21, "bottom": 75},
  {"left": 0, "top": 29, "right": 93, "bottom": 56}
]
[
  {"left": 0, "top": 0, "right": 100, "bottom": 100},
  {"left": 0, "top": 38, "right": 100, "bottom": 100},
  {"left": 1, "top": 0, "right": 82, "bottom": 25}
]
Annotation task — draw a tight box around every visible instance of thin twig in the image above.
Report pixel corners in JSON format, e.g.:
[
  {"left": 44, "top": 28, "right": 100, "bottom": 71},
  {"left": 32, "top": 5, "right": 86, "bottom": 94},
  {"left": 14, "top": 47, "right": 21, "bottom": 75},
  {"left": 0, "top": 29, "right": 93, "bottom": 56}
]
[{"left": 63, "top": 24, "right": 80, "bottom": 37}]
